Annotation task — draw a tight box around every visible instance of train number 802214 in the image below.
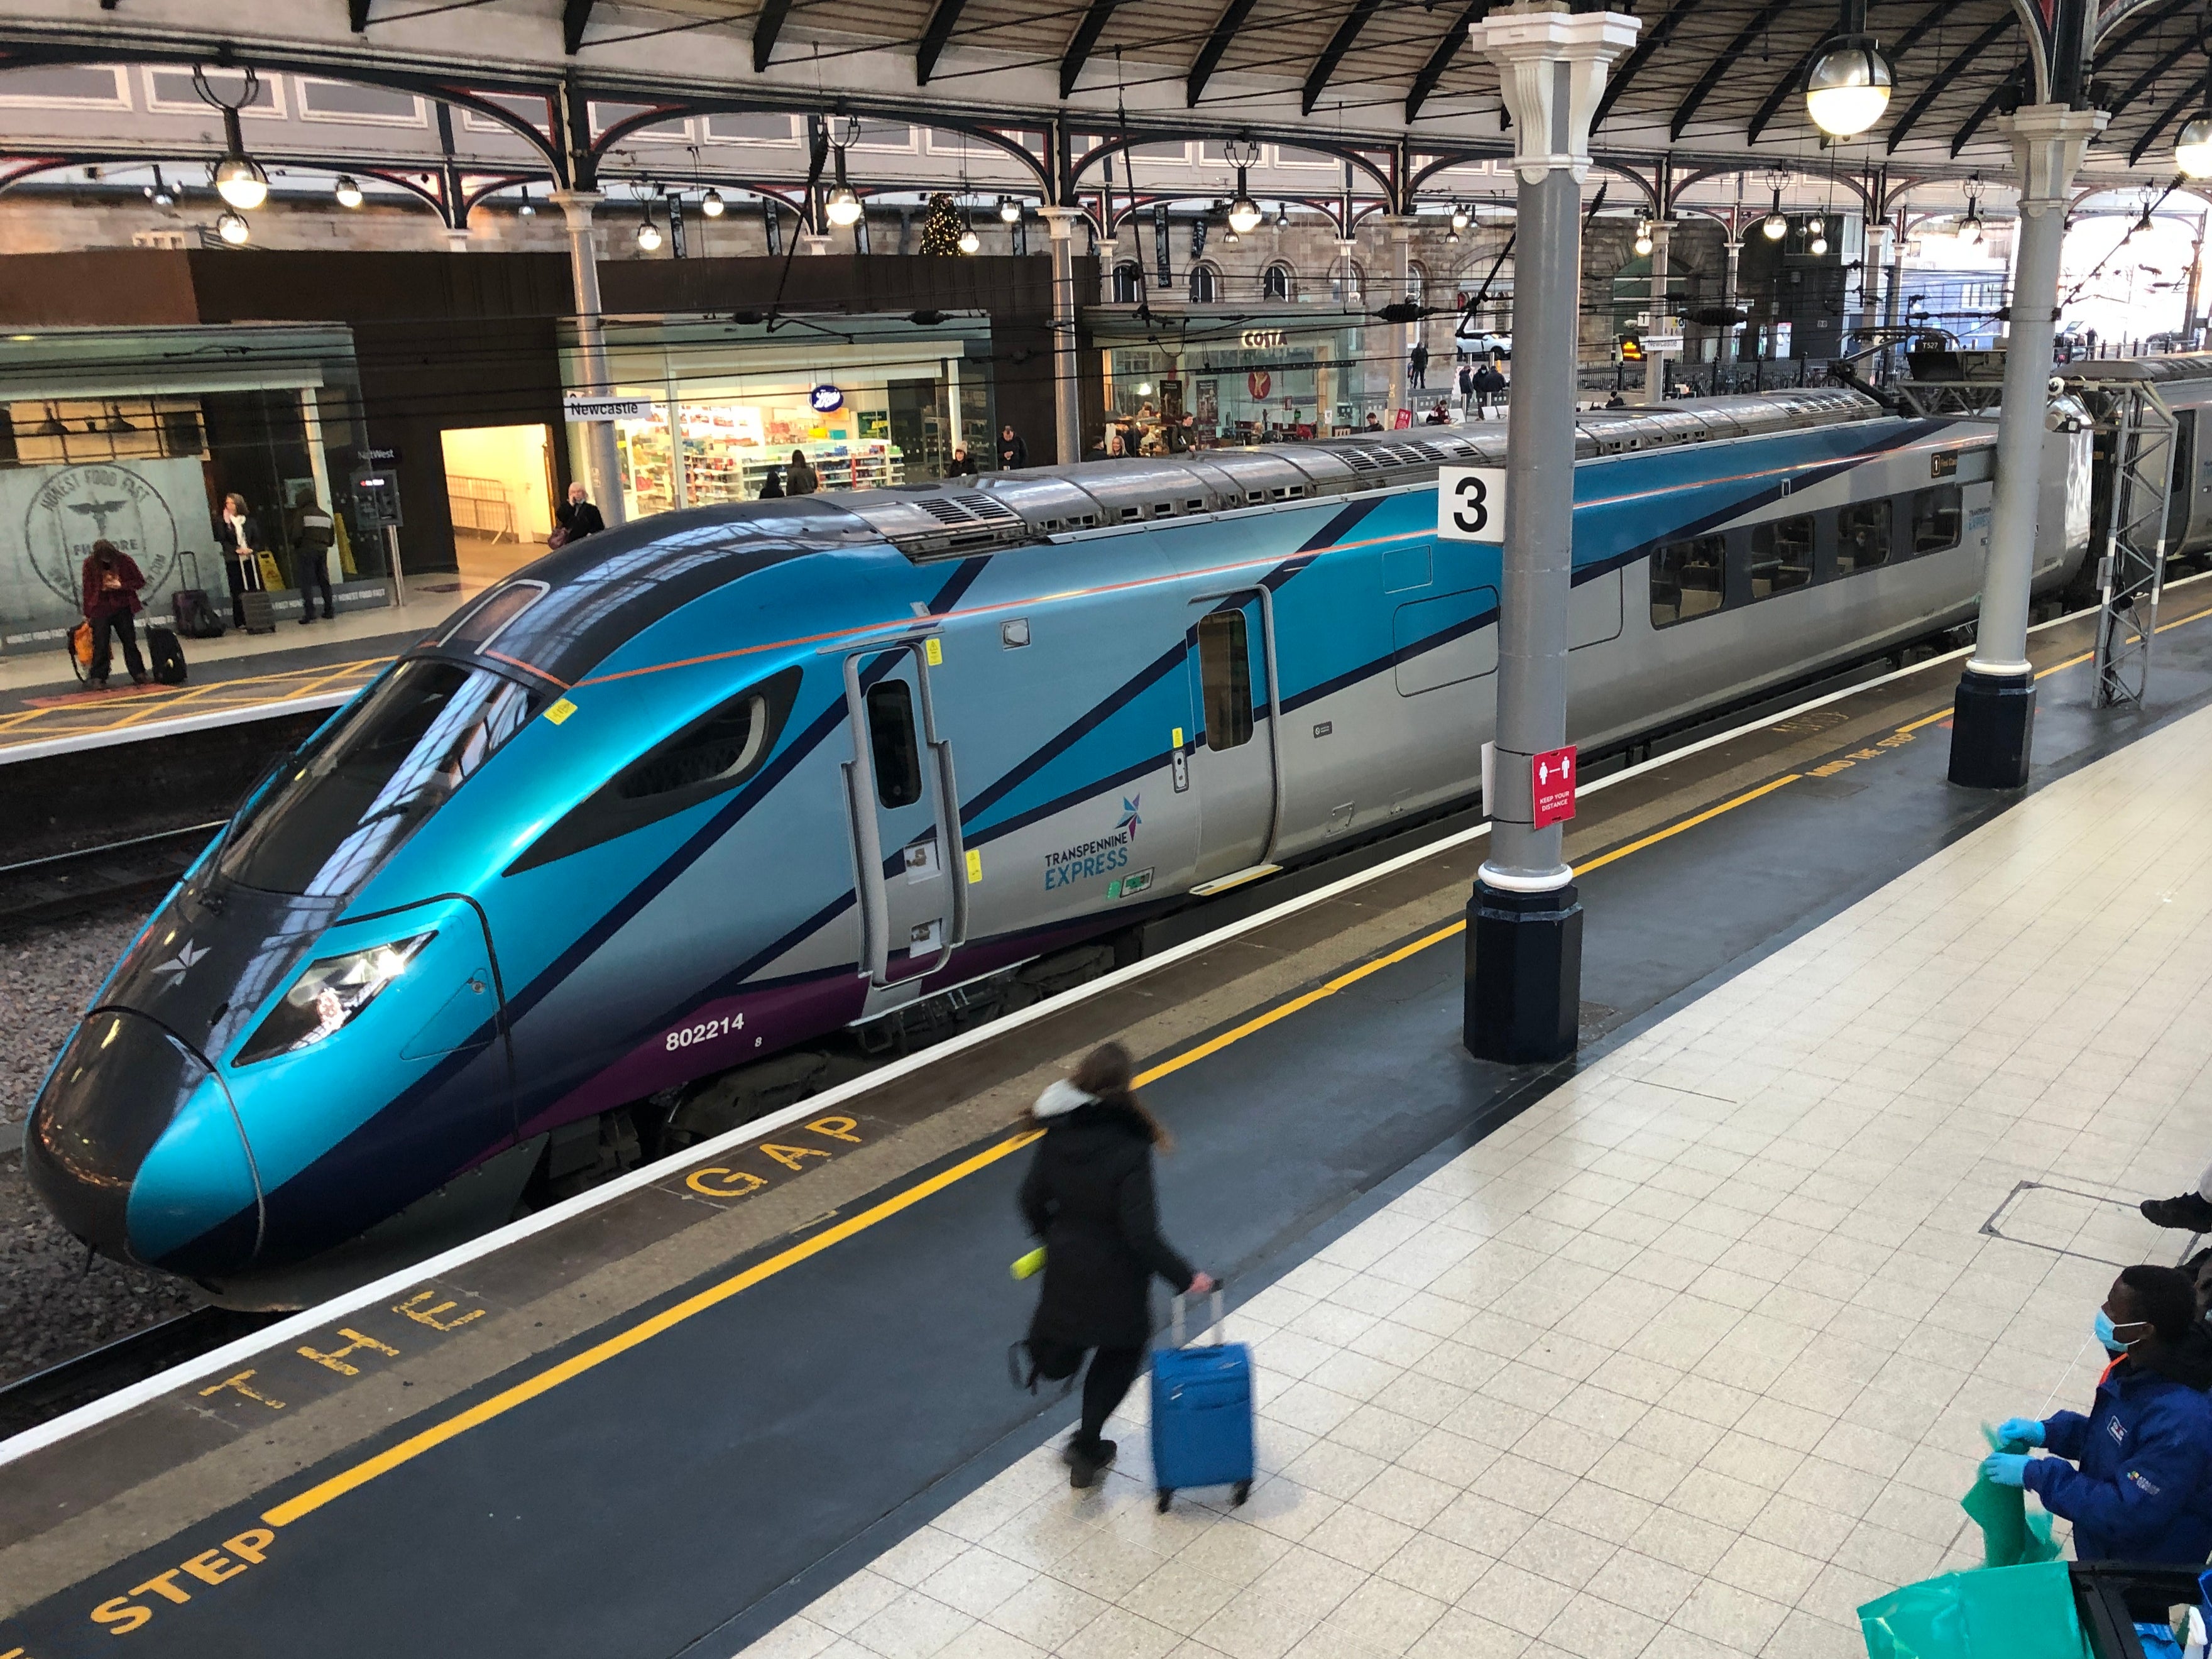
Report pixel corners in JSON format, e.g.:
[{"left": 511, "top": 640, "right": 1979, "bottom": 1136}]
[{"left": 666, "top": 1013, "right": 745, "bottom": 1051}]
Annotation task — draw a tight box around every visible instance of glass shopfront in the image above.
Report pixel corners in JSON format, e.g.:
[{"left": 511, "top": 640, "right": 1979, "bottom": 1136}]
[
  {"left": 0, "top": 326, "right": 374, "bottom": 657},
  {"left": 557, "top": 313, "right": 997, "bottom": 521},
  {"left": 1091, "top": 312, "right": 1374, "bottom": 451}
]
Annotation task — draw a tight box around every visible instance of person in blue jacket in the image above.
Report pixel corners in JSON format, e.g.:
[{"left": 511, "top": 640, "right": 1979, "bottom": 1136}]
[{"left": 1985, "top": 1265, "right": 2212, "bottom": 1563}]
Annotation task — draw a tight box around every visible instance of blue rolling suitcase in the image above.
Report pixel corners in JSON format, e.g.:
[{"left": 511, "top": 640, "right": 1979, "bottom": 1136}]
[{"left": 1149, "top": 1288, "right": 1254, "bottom": 1513}]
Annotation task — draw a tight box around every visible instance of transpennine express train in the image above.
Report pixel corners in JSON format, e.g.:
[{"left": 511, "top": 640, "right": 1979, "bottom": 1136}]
[{"left": 29, "top": 376, "right": 2152, "bottom": 1303}]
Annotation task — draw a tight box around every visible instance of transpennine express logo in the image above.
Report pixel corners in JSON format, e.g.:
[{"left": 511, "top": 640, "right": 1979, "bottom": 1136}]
[
  {"left": 1044, "top": 797, "right": 1141, "bottom": 890},
  {"left": 25, "top": 464, "right": 178, "bottom": 608}
]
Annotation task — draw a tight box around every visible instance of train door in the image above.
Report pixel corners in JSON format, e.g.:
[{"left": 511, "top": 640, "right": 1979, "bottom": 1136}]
[
  {"left": 1185, "top": 593, "right": 1281, "bottom": 890},
  {"left": 841, "top": 637, "right": 968, "bottom": 997}
]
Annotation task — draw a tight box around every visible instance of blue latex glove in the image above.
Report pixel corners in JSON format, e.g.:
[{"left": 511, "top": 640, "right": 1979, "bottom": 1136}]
[
  {"left": 1983, "top": 1452, "right": 2032, "bottom": 1488},
  {"left": 1997, "top": 1417, "right": 2045, "bottom": 1448}
]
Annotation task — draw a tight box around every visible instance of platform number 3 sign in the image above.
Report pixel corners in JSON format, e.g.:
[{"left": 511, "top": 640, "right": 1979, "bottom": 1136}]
[{"left": 1437, "top": 466, "right": 1507, "bottom": 544}]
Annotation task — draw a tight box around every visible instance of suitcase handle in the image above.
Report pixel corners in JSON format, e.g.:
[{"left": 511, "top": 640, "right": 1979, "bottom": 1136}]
[{"left": 1171, "top": 1284, "right": 1226, "bottom": 1349}]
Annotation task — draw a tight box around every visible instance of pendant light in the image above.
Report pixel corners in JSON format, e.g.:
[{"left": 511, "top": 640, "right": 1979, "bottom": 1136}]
[
  {"left": 216, "top": 209, "right": 251, "bottom": 245},
  {"left": 1957, "top": 178, "right": 1984, "bottom": 246},
  {"left": 1633, "top": 219, "right": 1654, "bottom": 258},
  {"left": 1763, "top": 182, "right": 1788, "bottom": 240},
  {"left": 701, "top": 188, "right": 725, "bottom": 218},
  {"left": 334, "top": 175, "right": 363, "bottom": 209},
  {"left": 1225, "top": 138, "right": 1262, "bottom": 235},
  {"left": 957, "top": 222, "right": 981, "bottom": 255},
  {"left": 635, "top": 198, "right": 662, "bottom": 251},
  {"left": 998, "top": 196, "right": 1021, "bottom": 223},
  {"left": 1804, "top": 2, "right": 1893, "bottom": 140},
  {"left": 144, "top": 165, "right": 175, "bottom": 208},
  {"left": 824, "top": 129, "right": 862, "bottom": 227},
  {"left": 1450, "top": 202, "right": 1470, "bottom": 231},
  {"left": 1810, "top": 229, "right": 1829, "bottom": 256},
  {"left": 518, "top": 189, "right": 537, "bottom": 217},
  {"left": 195, "top": 66, "right": 270, "bottom": 211},
  {"left": 1274, "top": 202, "right": 1291, "bottom": 229},
  {"left": 2178, "top": 115, "right": 2212, "bottom": 179}
]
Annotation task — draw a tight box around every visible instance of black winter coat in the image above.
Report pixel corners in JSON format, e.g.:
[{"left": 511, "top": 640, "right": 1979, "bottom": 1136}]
[{"left": 1019, "top": 1095, "right": 1195, "bottom": 1349}]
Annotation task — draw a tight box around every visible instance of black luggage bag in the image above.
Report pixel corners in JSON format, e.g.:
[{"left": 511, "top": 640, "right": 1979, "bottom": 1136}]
[
  {"left": 170, "top": 550, "right": 226, "bottom": 639},
  {"left": 240, "top": 589, "right": 275, "bottom": 635},
  {"left": 146, "top": 625, "right": 187, "bottom": 686}
]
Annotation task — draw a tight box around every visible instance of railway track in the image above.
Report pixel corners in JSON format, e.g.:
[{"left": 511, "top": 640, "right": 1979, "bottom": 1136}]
[
  {"left": 0, "top": 820, "right": 223, "bottom": 934},
  {"left": 0, "top": 1306, "right": 279, "bottom": 1440}
]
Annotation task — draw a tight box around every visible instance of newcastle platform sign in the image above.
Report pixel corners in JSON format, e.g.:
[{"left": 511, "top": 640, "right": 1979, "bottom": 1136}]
[
  {"left": 563, "top": 395, "right": 655, "bottom": 422},
  {"left": 1437, "top": 466, "right": 1506, "bottom": 543}
]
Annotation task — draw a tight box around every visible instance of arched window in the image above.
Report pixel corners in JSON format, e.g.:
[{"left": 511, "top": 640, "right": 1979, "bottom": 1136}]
[
  {"left": 1407, "top": 260, "right": 1428, "bottom": 309},
  {"left": 1262, "top": 262, "right": 1294, "bottom": 302},
  {"left": 1111, "top": 261, "right": 1144, "bottom": 304},
  {"left": 1188, "top": 262, "right": 1220, "bottom": 304},
  {"left": 1332, "top": 258, "right": 1365, "bottom": 306}
]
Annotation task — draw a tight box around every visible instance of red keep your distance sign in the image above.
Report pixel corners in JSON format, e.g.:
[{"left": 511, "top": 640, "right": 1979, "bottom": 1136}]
[
  {"left": 1248, "top": 370, "right": 1271, "bottom": 400},
  {"left": 1531, "top": 745, "right": 1577, "bottom": 830}
]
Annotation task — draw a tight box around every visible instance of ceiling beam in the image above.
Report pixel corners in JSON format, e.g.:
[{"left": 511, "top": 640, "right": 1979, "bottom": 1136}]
[
  {"left": 1187, "top": 0, "right": 1259, "bottom": 107},
  {"left": 348, "top": 0, "right": 371, "bottom": 32},
  {"left": 915, "top": 0, "right": 969, "bottom": 85},
  {"left": 2094, "top": 0, "right": 2196, "bottom": 68},
  {"left": 562, "top": 0, "right": 594, "bottom": 55},
  {"left": 1592, "top": 0, "right": 1690, "bottom": 131},
  {"left": 1669, "top": 0, "right": 1793, "bottom": 144},
  {"left": 752, "top": 0, "right": 791, "bottom": 74},
  {"left": 1951, "top": 62, "right": 2030, "bottom": 156},
  {"left": 1746, "top": 0, "right": 1949, "bottom": 145},
  {"left": 1304, "top": 0, "right": 1384, "bottom": 116},
  {"left": 2132, "top": 67, "right": 2208, "bottom": 164},
  {"left": 1404, "top": 0, "right": 1492, "bottom": 124},
  {"left": 2106, "top": 31, "right": 2204, "bottom": 121},
  {"left": 1060, "top": 0, "right": 1121, "bottom": 99},
  {"left": 1887, "top": 16, "right": 2013, "bottom": 151}
]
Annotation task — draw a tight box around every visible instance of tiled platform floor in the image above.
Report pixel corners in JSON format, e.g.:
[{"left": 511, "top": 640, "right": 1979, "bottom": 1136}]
[{"left": 748, "top": 701, "right": 2212, "bottom": 1659}]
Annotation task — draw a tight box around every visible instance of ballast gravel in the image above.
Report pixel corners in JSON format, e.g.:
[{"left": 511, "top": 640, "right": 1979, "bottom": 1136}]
[{"left": 1, "top": 906, "right": 202, "bottom": 1388}]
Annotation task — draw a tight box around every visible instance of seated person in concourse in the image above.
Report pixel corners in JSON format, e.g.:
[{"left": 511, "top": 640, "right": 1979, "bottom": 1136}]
[{"left": 1985, "top": 1265, "right": 2212, "bottom": 1564}]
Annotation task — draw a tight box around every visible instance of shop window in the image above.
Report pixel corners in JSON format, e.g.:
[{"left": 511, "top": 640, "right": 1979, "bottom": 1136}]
[
  {"left": 1836, "top": 500, "right": 1891, "bottom": 574},
  {"left": 1197, "top": 611, "right": 1254, "bottom": 750},
  {"left": 1262, "top": 263, "right": 1295, "bottom": 302},
  {"left": 1650, "top": 535, "right": 1726, "bottom": 627},
  {"left": 1189, "top": 263, "right": 1220, "bottom": 304},
  {"left": 1910, "top": 485, "right": 1961, "bottom": 554},
  {"left": 507, "top": 669, "right": 799, "bottom": 873},
  {"left": 1112, "top": 262, "right": 1145, "bottom": 303},
  {"left": 1749, "top": 515, "right": 1814, "bottom": 598},
  {"left": 867, "top": 679, "right": 924, "bottom": 808}
]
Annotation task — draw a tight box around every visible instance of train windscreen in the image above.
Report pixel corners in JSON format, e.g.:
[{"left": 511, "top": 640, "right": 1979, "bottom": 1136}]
[{"left": 216, "top": 660, "right": 543, "bottom": 898}]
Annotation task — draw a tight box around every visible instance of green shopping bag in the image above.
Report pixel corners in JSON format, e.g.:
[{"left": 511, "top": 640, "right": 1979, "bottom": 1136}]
[
  {"left": 1961, "top": 1424, "right": 2061, "bottom": 1570},
  {"left": 1859, "top": 1559, "right": 2091, "bottom": 1659}
]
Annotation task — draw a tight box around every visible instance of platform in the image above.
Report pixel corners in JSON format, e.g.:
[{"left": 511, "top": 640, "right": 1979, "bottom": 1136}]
[{"left": 1, "top": 587, "right": 2209, "bottom": 1659}]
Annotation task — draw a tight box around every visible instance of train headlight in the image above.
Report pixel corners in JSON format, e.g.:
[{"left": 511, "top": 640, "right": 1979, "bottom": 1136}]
[{"left": 235, "top": 934, "right": 435, "bottom": 1065}]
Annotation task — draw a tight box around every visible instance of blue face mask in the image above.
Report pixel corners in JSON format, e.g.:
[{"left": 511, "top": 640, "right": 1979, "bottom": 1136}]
[{"left": 2098, "top": 1310, "right": 2145, "bottom": 1356}]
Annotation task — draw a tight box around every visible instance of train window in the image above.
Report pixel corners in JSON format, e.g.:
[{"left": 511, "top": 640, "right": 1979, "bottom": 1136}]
[
  {"left": 867, "top": 679, "right": 924, "bottom": 808},
  {"left": 1910, "top": 485, "right": 1962, "bottom": 554},
  {"left": 1749, "top": 516, "right": 1814, "bottom": 598},
  {"left": 505, "top": 667, "right": 801, "bottom": 874},
  {"left": 1649, "top": 535, "right": 1726, "bottom": 627},
  {"left": 1836, "top": 501, "right": 1892, "bottom": 574},
  {"left": 1197, "top": 610, "right": 1254, "bottom": 750},
  {"left": 440, "top": 581, "right": 545, "bottom": 652},
  {"left": 222, "top": 660, "right": 544, "bottom": 897}
]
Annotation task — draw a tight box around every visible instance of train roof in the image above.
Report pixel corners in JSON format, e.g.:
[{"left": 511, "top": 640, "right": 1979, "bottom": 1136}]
[{"left": 424, "top": 386, "right": 1881, "bottom": 687}]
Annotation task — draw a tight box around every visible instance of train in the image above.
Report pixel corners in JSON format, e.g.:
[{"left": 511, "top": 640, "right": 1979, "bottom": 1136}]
[{"left": 24, "top": 373, "right": 2145, "bottom": 1304}]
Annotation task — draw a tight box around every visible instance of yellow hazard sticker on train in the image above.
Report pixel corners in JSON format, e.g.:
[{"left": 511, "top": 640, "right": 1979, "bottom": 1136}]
[{"left": 545, "top": 698, "right": 578, "bottom": 725}]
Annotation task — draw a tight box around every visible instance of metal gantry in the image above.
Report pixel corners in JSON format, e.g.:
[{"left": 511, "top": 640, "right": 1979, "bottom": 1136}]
[{"left": 2086, "top": 380, "right": 2174, "bottom": 709}]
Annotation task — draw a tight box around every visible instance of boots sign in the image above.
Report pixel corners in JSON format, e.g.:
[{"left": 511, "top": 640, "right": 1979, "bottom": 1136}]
[{"left": 1437, "top": 466, "right": 1507, "bottom": 542}]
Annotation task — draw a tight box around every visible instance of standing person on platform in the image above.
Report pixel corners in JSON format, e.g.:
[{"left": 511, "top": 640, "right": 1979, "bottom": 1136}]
[
  {"left": 286, "top": 486, "right": 337, "bottom": 625},
  {"left": 946, "top": 444, "right": 979, "bottom": 478},
  {"left": 1408, "top": 339, "right": 1429, "bottom": 391},
  {"left": 785, "top": 449, "right": 818, "bottom": 495},
  {"left": 1016, "top": 1042, "right": 1215, "bottom": 1490},
  {"left": 79, "top": 538, "right": 147, "bottom": 689},
  {"left": 2141, "top": 1169, "right": 2212, "bottom": 1233},
  {"left": 756, "top": 467, "right": 785, "bottom": 499},
  {"left": 1983, "top": 1266, "right": 2212, "bottom": 1563},
  {"left": 1457, "top": 359, "right": 1476, "bottom": 410},
  {"left": 1474, "top": 360, "right": 1505, "bottom": 421},
  {"left": 556, "top": 481, "right": 605, "bottom": 544},
  {"left": 218, "top": 493, "right": 265, "bottom": 630},
  {"left": 997, "top": 423, "right": 1028, "bottom": 471}
]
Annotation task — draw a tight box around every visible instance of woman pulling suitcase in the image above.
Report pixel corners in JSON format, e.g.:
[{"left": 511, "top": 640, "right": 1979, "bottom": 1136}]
[{"left": 1017, "top": 1043, "right": 1213, "bottom": 1489}]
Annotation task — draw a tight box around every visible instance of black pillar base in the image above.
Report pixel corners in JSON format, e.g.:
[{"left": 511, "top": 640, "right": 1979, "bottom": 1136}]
[
  {"left": 1464, "top": 879, "right": 1583, "bottom": 1065},
  {"left": 1947, "top": 668, "right": 2036, "bottom": 790}
]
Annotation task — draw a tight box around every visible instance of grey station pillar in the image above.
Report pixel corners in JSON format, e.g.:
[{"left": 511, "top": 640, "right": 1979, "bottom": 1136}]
[
  {"left": 551, "top": 190, "right": 628, "bottom": 529},
  {"left": 1464, "top": 3, "right": 1638, "bottom": 1063},
  {"left": 1947, "top": 104, "right": 2103, "bottom": 789},
  {"left": 1039, "top": 207, "right": 1086, "bottom": 464},
  {"left": 1641, "top": 218, "right": 1673, "bottom": 404}
]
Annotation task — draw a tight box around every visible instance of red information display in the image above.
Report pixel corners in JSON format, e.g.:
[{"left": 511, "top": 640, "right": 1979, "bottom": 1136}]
[{"left": 1531, "top": 745, "right": 1578, "bottom": 830}]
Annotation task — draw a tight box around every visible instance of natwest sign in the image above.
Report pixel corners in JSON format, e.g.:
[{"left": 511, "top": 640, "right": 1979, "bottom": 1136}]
[{"left": 1531, "top": 745, "right": 1577, "bottom": 830}]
